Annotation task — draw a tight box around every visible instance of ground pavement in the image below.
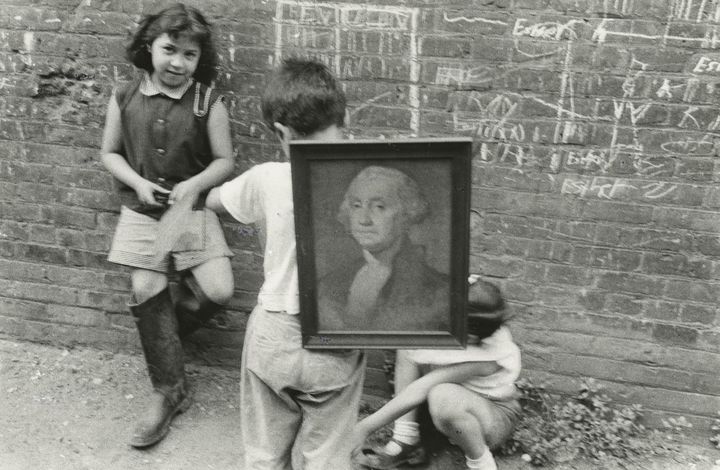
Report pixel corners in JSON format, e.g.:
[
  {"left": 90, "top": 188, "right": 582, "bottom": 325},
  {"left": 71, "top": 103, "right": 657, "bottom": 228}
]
[{"left": 0, "top": 338, "right": 717, "bottom": 470}]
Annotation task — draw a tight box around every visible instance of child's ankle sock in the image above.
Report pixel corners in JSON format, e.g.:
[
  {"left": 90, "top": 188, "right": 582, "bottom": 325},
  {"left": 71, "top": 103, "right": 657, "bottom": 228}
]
[
  {"left": 383, "top": 420, "right": 420, "bottom": 456},
  {"left": 466, "top": 449, "right": 497, "bottom": 470}
]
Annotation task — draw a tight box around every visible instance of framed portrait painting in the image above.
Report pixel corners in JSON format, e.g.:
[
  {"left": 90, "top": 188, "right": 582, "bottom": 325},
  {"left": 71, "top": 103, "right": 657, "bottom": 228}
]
[{"left": 290, "top": 138, "right": 472, "bottom": 349}]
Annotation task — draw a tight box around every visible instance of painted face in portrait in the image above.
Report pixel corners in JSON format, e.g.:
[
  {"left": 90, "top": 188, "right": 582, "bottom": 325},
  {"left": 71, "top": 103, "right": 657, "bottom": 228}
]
[
  {"left": 149, "top": 33, "right": 201, "bottom": 89},
  {"left": 347, "top": 176, "right": 409, "bottom": 254}
]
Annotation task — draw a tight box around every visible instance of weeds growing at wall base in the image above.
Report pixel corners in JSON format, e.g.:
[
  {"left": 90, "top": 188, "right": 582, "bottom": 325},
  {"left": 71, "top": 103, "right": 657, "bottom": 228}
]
[{"left": 500, "top": 378, "right": 692, "bottom": 467}]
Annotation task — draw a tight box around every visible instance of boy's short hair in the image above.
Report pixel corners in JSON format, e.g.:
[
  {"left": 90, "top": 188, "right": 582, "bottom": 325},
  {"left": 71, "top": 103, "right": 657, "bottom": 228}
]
[
  {"left": 467, "top": 278, "right": 508, "bottom": 339},
  {"left": 261, "top": 57, "right": 346, "bottom": 136}
]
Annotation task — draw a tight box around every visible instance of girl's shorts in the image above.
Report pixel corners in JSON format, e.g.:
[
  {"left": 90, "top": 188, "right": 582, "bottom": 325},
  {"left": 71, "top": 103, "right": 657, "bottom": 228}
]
[
  {"left": 482, "top": 396, "right": 522, "bottom": 449},
  {"left": 108, "top": 206, "right": 233, "bottom": 273}
]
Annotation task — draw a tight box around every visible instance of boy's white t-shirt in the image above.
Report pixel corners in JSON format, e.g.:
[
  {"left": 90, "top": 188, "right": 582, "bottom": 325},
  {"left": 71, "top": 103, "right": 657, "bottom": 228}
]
[
  {"left": 404, "top": 326, "right": 521, "bottom": 400},
  {"left": 218, "top": 162, "right": 300, "bottom": 314}
]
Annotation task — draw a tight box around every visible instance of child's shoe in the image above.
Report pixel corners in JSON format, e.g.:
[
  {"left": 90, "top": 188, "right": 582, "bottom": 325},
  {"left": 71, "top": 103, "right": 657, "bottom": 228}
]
[{"left": 356, "top": 438, "right": 428, "bottom": 469}]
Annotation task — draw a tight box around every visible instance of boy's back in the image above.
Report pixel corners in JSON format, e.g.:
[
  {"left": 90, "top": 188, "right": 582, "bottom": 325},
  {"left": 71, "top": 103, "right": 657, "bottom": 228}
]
[
  {"left": 206, "top": 58, "right": 365, "bottom": 470},
  {"left": 218, "top": 162, "right": 299, "bottom": 313}
]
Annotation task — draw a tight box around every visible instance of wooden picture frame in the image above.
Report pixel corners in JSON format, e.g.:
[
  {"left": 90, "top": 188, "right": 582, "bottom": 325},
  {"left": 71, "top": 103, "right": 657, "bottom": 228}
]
[{"left": 290, "top": 138, "right": 472, "bottom": 349}]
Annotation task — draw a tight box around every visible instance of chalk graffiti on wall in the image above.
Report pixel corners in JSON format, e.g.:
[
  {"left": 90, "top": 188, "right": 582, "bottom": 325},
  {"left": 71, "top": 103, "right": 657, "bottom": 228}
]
[
  {"left": 274, "top": 1, "right": 421, "bottom": 133},
  {"left": 592, "top": 17, "right": 720, "bottom": 48},
  {"left": 561, "top": 176, "right": 678, "bottom": 201},
  {"left": 274, "top": 2, "right": 717, "bottom": 201},
  {"left": 670, "top": 0, "right": 720, "bottom": 22}
]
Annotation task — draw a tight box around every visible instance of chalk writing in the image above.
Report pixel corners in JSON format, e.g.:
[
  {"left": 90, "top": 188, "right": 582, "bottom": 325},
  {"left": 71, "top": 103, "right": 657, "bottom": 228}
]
[
  {"left": 512, "top": 18, "right": 581, "bottom": 41},
  {"left": 435, "top": 65, "right": 492, "bottom": 87},
  {"left": 601, "top": 0, "right": 635, "bottom": 15},
  {"left": 661, "top": 138, "right": 715, "bottom": 155},
  {"left": 274, "top": 0, "right": 420, "bottom": 133},
  {"left": 692, "top": 55, "right": 720, "bottom": 74},
  {"left": 443, "top": 12, "right": 507, "bottom": 26},
  {"left": 592, "top": 18, "right": 718, "bottom": 47},
  {"left": 670, "top": 0, "right": 720, "bottom": 22},
  {"left": 561, "top": 176, "right": 677, "bottom": 201},
  {"left": 655, "top": 79, "right": 684, "bottom": 99}
]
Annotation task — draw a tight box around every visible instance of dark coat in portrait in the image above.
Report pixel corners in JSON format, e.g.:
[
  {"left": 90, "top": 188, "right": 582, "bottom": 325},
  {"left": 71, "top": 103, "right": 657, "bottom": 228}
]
[{"left": 317, "top": 238, "right": 450, "bottom": 331}]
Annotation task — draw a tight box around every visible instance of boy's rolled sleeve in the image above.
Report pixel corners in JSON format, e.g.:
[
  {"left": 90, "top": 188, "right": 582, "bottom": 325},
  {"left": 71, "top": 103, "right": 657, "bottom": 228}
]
[{"left": 218, "top": 167, "right": 262, "bottom": 224}]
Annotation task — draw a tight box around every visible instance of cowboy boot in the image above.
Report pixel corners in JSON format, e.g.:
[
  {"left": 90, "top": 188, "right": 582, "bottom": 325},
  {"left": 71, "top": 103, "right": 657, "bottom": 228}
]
[
  {"left": 174, "top": 272, "right": 223, "bottom": 338},
  {"left": 129, "top": 288, "right": 191, "bottom": 448}
]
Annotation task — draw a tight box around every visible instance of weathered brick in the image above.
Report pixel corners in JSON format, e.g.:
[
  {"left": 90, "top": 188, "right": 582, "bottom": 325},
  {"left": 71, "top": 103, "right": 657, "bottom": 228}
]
[
  {"left": 421, "top": 36, "right": 473, "bottom": 59},
  {"left": 642, "top": 252, "right": 712, "bottom": 279},
  {"left": 578, "top": 200, "right": 653, "bottom": 224},
  {"left": 644, "top": 300, "right": 681, "bottom": 322},
  {"left": 680, "top": 304, "right": 716, "bottom": 325},
  {"left": 46, "top": 304, "right": 107, "bottom": 327},
  {"left": 545, "top": 264, "right": 591, "bottom": 285},
  {"left": 573, "top": 246, "right": 642, "bottom": 272},
  {"left": 665, "top": 279, "right": 719, "bottom": 303},
  {"left": 0, "top": 297, "right": 47, "bottom": 318},
  {"left": 652, "top": 323, "right": 699, "bottom": 345},
  {"left": 28, "top": 224, "right": 55, "bottom": 244},
  {"left": 605, "top": 293, "right": 644, "bottom": 316},
  {"left": 0, "top": 6, "right": 64, "bottom": 31},
  {"left": 597, "top": 272, "right": 665, "bottom": 296},
  {"left": 653, "top": 207, "right": 720, "bottom": 232},
  {"left": 44, "top": 265, "right": 100, "bottom": 288},
  {"left": 0, "top": 220, "right": 28, "bottom": 241},
  {"left": 19, "top": 243, "right": 67, "bottom": 265},
  {"left": 40, "top": 206, "right": 96, "bottom": 229},
  {"left": 63, "top": 10, "right": 135, "bottom": 35}
]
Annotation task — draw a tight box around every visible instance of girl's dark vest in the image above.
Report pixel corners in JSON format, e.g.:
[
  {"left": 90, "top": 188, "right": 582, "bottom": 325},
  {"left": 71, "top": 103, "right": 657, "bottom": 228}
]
[{"left": 115, "top": 78, "right": 220, "bottom": 216}]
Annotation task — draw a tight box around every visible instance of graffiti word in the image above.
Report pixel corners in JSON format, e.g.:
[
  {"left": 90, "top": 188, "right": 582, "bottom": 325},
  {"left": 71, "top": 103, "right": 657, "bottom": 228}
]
[
  {"left": 661, "top": 138, "right": 714, "bottom": 155},
  {"left": 693, "top": 56, "right": 720, "bottom": 74},
  {"left": 512, "top": 18, "right": 581, "bottom": 41},
  {"left": 612, "top": 100, "right": 651, "bottom": 125},
  {"left": 561, "top": 176, "right": 677, "bottom": 200},
  {"left": 435, "top": 65, "right": 492, "bottom": 87},
  {"left": 478, "top": 142, "right": 539, "bottom": 170}
]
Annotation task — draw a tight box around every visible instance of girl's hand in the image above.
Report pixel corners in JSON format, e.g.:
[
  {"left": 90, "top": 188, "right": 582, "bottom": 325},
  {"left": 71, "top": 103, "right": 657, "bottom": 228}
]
[
  {"left": 134, "top": 179, "right": 170, "bottom": 207},
  {"left": 350, "top": 424, "right": 370, "bottom": 458},
  {"left": 168, "top": 180, "right": 201, "bottom": 206}
]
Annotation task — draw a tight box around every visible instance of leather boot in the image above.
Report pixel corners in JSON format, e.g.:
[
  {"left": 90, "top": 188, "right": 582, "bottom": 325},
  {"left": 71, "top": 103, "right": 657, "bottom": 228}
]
[
  {"left": 174, "top": 272, "right": 223, "bottom": 338},
  {"left": 129, "top": 288, "right": 191, "bottom": 448}
]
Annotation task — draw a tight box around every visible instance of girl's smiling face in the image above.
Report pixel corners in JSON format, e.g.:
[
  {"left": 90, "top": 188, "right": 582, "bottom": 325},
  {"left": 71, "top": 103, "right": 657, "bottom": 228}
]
[{"left": 149, "top": 33, "right": 200, "bottom": 89}]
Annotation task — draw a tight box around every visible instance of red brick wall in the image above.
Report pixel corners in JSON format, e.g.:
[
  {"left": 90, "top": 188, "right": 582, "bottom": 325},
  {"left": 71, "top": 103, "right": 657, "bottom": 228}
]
[{"left": 1, "top": 0, "right": 719, "bottom": 439}]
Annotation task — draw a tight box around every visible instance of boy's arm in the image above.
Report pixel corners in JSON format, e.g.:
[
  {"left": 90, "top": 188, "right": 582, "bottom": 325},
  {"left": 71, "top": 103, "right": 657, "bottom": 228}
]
[
  {"left": 205, "top": 187, "right": 227, "bottom": 215},
  {"left": 352, "top": 361, "right": 500, "bottom": 452},
  {"left": 100, "top": 95, "right": 168, "bottom": 206},
  {"left": 169, "top": 101, "right": 235, "bottom": 204}
]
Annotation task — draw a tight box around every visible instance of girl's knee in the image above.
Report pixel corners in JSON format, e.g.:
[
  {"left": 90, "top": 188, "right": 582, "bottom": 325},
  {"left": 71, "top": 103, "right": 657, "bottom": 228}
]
[
  {"left": 131, "top": 278, "right": 168, "bottom": 303},
  {"left": 428, "top": 384, "right": 467, "bottom": 426},
  {"left": 427, "top": 383, "right": 459, "bottom": 412},
  {"left": 195, "top": 276, "right": 234, "bottom": 305}
]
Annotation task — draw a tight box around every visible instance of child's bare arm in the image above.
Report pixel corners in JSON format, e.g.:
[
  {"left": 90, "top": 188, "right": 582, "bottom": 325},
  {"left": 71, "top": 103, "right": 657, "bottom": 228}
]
[
  {"left": 169, "top": 101, "right": 234, "bottom": 204},
  {"left": 205, "top": 187, "right": 226, "bottom": 215},
  {"left": 352, "top": 361, "right": 500, "bottom": 452},
  {"left": 100, "top": 96, "right": 168, "bottom": 206}
]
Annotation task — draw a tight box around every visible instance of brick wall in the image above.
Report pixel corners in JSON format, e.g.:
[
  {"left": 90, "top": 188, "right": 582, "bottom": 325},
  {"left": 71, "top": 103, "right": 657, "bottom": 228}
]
[{"left": 1, "top": 0, "right": 719, "bottom": 440}]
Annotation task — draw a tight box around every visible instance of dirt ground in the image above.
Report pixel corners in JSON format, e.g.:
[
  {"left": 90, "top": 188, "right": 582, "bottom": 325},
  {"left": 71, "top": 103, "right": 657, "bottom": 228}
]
[{"left": 0, "top": 338, "right": 718, "bottom": 470}]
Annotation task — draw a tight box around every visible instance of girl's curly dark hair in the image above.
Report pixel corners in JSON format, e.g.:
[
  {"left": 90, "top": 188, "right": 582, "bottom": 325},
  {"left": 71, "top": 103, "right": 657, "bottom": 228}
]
[{"left": 126, "top": 3, "right": 218, "bottom": 85}]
